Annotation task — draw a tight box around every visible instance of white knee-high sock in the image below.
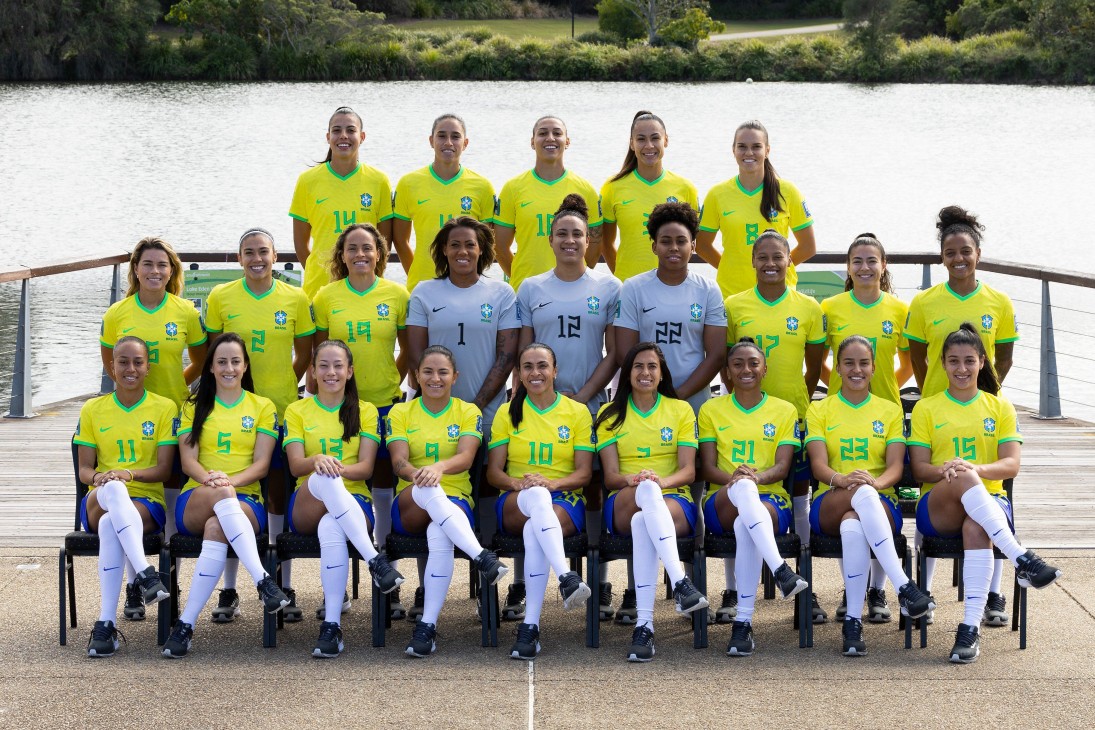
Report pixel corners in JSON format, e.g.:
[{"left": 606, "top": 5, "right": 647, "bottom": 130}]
[
  {"left": 961, "top": 486, "right": 1023, "bottom": 562},
  {"left": 733, "top": 516, "right": 762, "bottom": 624},
  {"left": 633, "top": 480, "right": 685, "bottom": 585},
  {"left": 630, "top": 512, "right": 658, "bottom": 631},
  {"left": 124, "top": 557, "right": 137, "bottom": 586},
  {"left": 962, "top": 548, "right": 994, "bottom": 626},
  {"left": 308, "top": 474, "right": 378, "bottom": 561},
  {"left": 990, "top": 559, "right": 1004, "bottom": 594},
  {"left": 840, "top": 519, "right": 871, "bottom": 621},
  {"left": 522, "top": 520, "right": 550, "bottom": 627},
  {"left": 724, "top": 559, "right": 736, "bottom": 591},
  {"left": 411, "top": 485, "right": 483, "bottom": 559},
  {"left": 96, "top": 515, "right": 125, "bottom": 624},
  {"left": 268, "top": 512, "right": 284, "bottom": 545},
  {"left": 727, "top": 480, "right": 784, "bottom": 572},
  {"left": 94, "top": 481, "right": 151, "bottom": 572},
  {"left": 599, "top": 563, "right": 609, "bottom": 584},
  {"left": 372, "top": 487, "right": 394, "bottom": 549},
  {"left": 422, "top": 522, "right": 454, "bottom": 625},
  {"left": 850, "top": 487, "right": 911, "bottom": 588},
  {"left": 222, "top": 559, "right": 239, "bottom": 590},
  {"left": 869, "top": 560, "right": 887, "bottom": 590},
  {"left": 212, "top": 497, "right": 268, "bottom": 584},
  {"left": 180, "top": 541, "right": 228, "bottom": 625},
  {"left": 793, "top": 494, "right": 810, "bottom": 538},
  {"left": 518, "top": 487, "right": 569, "bottom": 578},
  {"left": 318, "top": 514, "right": 350, "bottom": 625}
]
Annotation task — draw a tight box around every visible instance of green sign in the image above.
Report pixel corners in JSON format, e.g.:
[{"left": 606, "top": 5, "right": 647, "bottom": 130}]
[
  {"left": 796, "top": 271, "right": 846, "bottom": 303},
  {"left": 183, "top": 267, "right": 302, "bottom": 319}
]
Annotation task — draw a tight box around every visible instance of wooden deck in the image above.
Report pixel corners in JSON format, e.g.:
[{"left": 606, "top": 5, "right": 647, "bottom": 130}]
[{"left": 1, "top": 395, "right": 1093, "bottom": 550}]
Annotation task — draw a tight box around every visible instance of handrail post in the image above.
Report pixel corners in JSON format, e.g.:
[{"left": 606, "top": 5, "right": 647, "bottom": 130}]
[
  {"left": 99, "top": 263, "right": 122, "bottom": 395},
  {"left": 1036, "top": 280, "right": 1064, "bottom": 419},
  {"left": 921, "top": 263, "right": 931, "bottom": 290},
  {"left": 4, "top": 279, "right": 36, "bottom": 418}
]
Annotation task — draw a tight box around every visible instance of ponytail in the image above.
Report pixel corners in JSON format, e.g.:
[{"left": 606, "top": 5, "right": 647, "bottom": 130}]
[
  {"left": 320, "top": 107, "right": 363, "bottom": 165},
  {"left": 942, "top": 323, "right": 1000, "bottom": 396},
  {"left": 509, "top": 343, "right": 557, "bottom": 428},
  {"left": 314, "top": 340, "right": 362, "bottom": 442},
  {"left": 735, "top": 120, "right": 784, "bottom": 221}
]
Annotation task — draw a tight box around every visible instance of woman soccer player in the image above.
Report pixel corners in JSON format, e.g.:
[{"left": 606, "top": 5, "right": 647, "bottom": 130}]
[
  {"left": 598, "top": 111, "right": 699, "bottom": 280},
  {"left": 77, "top": 337, "right": 176, "bottom": 657},
  {"left": 283, "top": 340, "right": 404, "bottom": 658},
  {"left": 909, "top": 324, "right": 1060, "bottom": 664},
  {"left": 805, "top": 336, "right": 934, "bottom": 657},
  {"left": 697, "top": 120, "right": 816, "bottom": 299},
  {"left": 494, "top": 116, "right": 602, "bottom": 292},
  {"left": 724, "top": 229, "right": 826, "bottom": 621},
  {"left": 162, "top": 334, "right": 289, "bottom": 658},
  {"left": 387, "top": 346, "right": 509, "bottom": 658},
  {"left": 487, "top": 343, "right": 594, "bottom": 660},
  {"left": 698, "top": 337, "right": 809, "bottom": 657},
  {"left": 289, "top": 106, "right": 394, "bottom": 300},
  {"left": 204, "top": 227, "right": 315, "bottom": 621},
  {"left": 595, "top": 343, "right": 708, "bottom": 662},
  {"left": 393, "top": 113, "right": 495, "bottom": 293}
]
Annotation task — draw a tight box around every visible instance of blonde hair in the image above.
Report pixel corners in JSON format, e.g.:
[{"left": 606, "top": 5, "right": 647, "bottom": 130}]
[{"left": 126, "top": 237, "right": 183, "bottom": 297}]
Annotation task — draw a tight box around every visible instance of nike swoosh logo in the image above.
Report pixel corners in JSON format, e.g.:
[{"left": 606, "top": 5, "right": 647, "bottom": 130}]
[
  {"left": 316, "top": 198, "right": 329, "bottom": 204},
  {"left": 749, "top": 521, "right": 762, "bottom": 529},
  {"left": 331, "top": 308, "right": 347, "bottom": 315},
  {"left": 334, "top": 509, "right": 351, "bottom": 519},
  {"left": 874, "top": 538, "right": 888, "bottom": 547},
  {"left": 530, "top": 572, "right": 546, "bottom": 577},
  {"left": 659, "top": 535, "right": 672, "bottom": 541},
  {"left": 229, "top": 532, "right": 245, "bottom": 543},
  {"left": 439, "top": 516, "right": 451, "bottom": 527},
  {"left": 122, "top": 327, "right": 136, "bottom": 333},
  {"left": 432, "top": 307, "right": 446, "bottom": 312},
  {"left": 836, "top": 324, "right": 849, "bottom": 331},
  {"left": 740, "top": 593, "right": 754, "bottom": 599},
  {"left": 637, "top": 584, "right": 652, "bottom": 589},
  {"left": 848, "top": 573, "right": 864, "bottom": 579},
  {"left": 642, "top": 307, "right": 656, "bottom": 313},
  {"left": 520, "top": 201, "right": 534, "bottom": 208},
  {"left": 417, "top": 198, "right": 430, "bottom": 205},
  {"left": 99, "top": 426, "right": 113, "bottom": 432},
  {"left": 935, "top": 422, "right": 949, "bottom": 429},
  {"left": 227, "top": 314, "right": 241, "bottom": 320},
  {"left": 722, "top": 210, "right": 736, "bottom": 216},
  {"left": 992, "top": 528, "right": 1003, "bottom": 537},
  {"left": 305, "top": 425, "right": 318, "bottom": 431},
  {"left": 826, "top": 425, "right": 840, "bottom": 431},
  {"left": 621, "top": 199, "right": 635, "bottom": 205},
  {"left": 430, "top": 573, "right": 449, "bottom": 578},
  {"left": 408, "top": 428, "right": 420, "bottom": 434},
  {"left": 117, "top": 525, "right": 131, "bottom": 533},
  {"left": 326, "top": 564, "right": 345, "bottom": 570},
  {"left": 933, "top": 318, "right": 947, "bottom": 325},
  {"left": 718, "top": 425, "right": 733, "bottom": 431},
  {"left": 535, "top": 302, "right": 551, "bottom": 309},
  {"left": 740, "top": 319, "right": 754, "bottom": 327},
  {"left": 103, "top": 566, "right": 121, "bottom": 571},
  {"left": 541, "top": 526, "right": 557, "bottom": 532}
]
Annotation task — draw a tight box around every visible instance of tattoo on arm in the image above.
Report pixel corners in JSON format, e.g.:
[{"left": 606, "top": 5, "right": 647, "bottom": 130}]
[{"left": 475, "top": 329, "right": 519, "bottom": 405}]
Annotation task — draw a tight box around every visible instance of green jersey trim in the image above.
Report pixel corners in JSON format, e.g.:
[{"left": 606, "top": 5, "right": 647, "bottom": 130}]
[
  {"left": 907, "top": 440, "right": 930, "bottom": 449},
  {"left": 215, "top": 393, "right": 246, "bottom": 410},
  {"left": 257, "top": 427, "right": 278, "bottom": 438},
  {"left": 392, "top": 213, "right": 411, "bottom": 221},
  {"left": 313, "top": 396, "right": 343, "bottom": 413},
  {"left": 418, "top": 398, "right": 453, "bottom": 419},
  {"left": 429, "top": 165, "right": 465, "bottom": 186},
  {"left": 904, "top": 333, "right": 928, "bottom": 344},
  {"left": 753, "top": 286, "right": 789, "bottom": 308},
  {"left": 135, "top": 293, "right": 168, "bottom": 316},
  {"left": 944, "top": 390, "right": 982, "bottom": 407},
  {"left": 493, "top": 220, "right": 515, "bottom": 229},
  {"left": 944, "top": 281, "right": 983, "bottom": 302},
  {"left": 627, "top": 394, "right": 661, "bottom": 419},
  {"left": 487, "top": 438, "right": 509, "bottom": 450},
  {"left": 361, "top": 431, "right": 381, "bottom": 444},
  {"left": 532, "top": 169, "right": 569, "bottom": 186},
  {"left": 288, "top": 213, "right": 307, "bottom": 223},
  {"left": 295, "top": 327, "right": 317, "bottom": 337},
  {"left": 997, "top": 336, "right": 1019, "bottom": 343},
  {"left": 735, "top": 177, "right": 763, "bottom": 196},
  {"left": 731, "top": 392, "right": 767, "bottom": 415},
  {"left": 526, "top": 393, "right": 561, "bottom": 416},
  {"left": 999, "top": 436, "right": 1023, "bottom": 444},
  {"left": 242, "top": 280, "right": 275, "bottom": 301},
  {"left": 112, "top": 391, "right": 148, "bottom": 413},
  {"left": 698, "top": 225, "right": 719, "bottom": 233},
  {"left": 838, "top": 392, "right": 872, "bottom": 410},
  {"left": 283, "top": 437, "right": 304, "bottom": 448},
  {"left": 325, "top": 162, "right": 360, "bottom": 182},
  {"left": 632, "top": 170, "right": 666, "bottom": 187},
  {"left": 791, "top": 221, "right": 814, "bottom": 232},
  {"left": 850, "top": 291, "right": 882, "bottom": 309},
  {"left": 345, "top": 277, "right": 379, "bottom": 297}
]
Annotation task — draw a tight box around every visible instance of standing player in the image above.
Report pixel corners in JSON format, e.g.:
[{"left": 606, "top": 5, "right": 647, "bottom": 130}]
[
  {"left": 393, "top": 114, "right": 495, "bottom": 293},
  {"left": 77, "top": 337, "right": 176, "bottom": 657},
  {"left": 487, "top": 343, "right": 594, "bottom": 659},
  {"left": 204, "top": 227, "right": 314, "bottom": 622},
  {"left": 697, "top": 120, "right": 816, "bottom": 299},
  {"left": 597, "top": 111, "right": 699, "bottom": 280},
  {"left": 289, "top": 106, "right": 394, "bottom": 300},
  {"left": 595, "top": 343, "right": 709, "bottom": 662},
  {"left": 909, "top": 324, "right": 1060, "bottom": 663},
  {"left": 494, "top": 116, "right": 602, "bottom": 292}
]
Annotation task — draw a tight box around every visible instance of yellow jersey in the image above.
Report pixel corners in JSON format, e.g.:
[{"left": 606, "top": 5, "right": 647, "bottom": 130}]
[
  {"left": 595, "top": 395, "right": 698, "bottom": 497},
  {"left": 204, "top": 279, "right": 315, "bottom": 417},
  {"left": 821, "top": 291, "right": 909, "bottom": 405},
  {"left": 393, "top": 165, "right": 495, "bottom": 292},
  {"left": 905, "top": 281, "right": 1019, "bottom": 398},
  {"left": 698, "top": 392, "right": 799, "bottom": 498},
  {"left": 101, "top": 293, "right": 207, "bottom": 408},
  {"left": 488, "top": 393, "right": 595, "bottom": 485},
  {"left": 495, "top": 169, "right": 602, "bottom": 292},
  {"left": 312, "top": 277, "right": 408, "bottom": 406},
  {"left": 385, "top": 397, "right": 483, "bottom": 504},
  {"left": 725, "top": 287, "right": 826, "bottom": 418},
  {"left": 177, "top": 391, "right": 278, "bottom": 498},
  {"left": 805, "top": 393, "right": 906, "bottom": 499},
  {"left": 283, "top": 396, "right": 381, "bottom": 497},
  {"left": 74, "top": 390, "right": 179, "bottom": 505},
  {"left": 908, "top": 389, "right": 1021, "bottom": 496},
  {"left": 289, "top": 161, "right": 394, "bottom": 299},
  {"left": 600, "top": 170, "right": 699, "bottom": 281},
  {"left": 698, "top": 177, "right": 813, "bottom": 298}
]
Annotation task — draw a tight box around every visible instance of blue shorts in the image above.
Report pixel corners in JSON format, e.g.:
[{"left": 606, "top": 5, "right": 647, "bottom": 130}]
[
  {"left": 810, "top": 488, "right": 902, "bottom": 537},
  {"left": 376, "top": 401, "right": 399, "bottom": 461},
  {"left": 703, "top": 489, "right": 792, "bottom": 536},
  {"left": 495, "top": 489, "right": 586, "bottom": 535},
  {"left": 174, "top": 489, "right": 266, "bottom": 537},
  {"left": 80, "top": 493, "right": 166, "bottom": 533},
  {"left": 391, "top": 494, "right": 474, "bottom": 536},
  {"left": 269, "top": 425, "right": 286, "bottom": 470},
  {"left": 604, "top": 490, "right": 697, "bottom": 536},
  {"left": 287, "top": 487, "right": 373, "bottom": 533},
  {"left": 915, "top": 488, "right": 1014, "bottom": 538}
]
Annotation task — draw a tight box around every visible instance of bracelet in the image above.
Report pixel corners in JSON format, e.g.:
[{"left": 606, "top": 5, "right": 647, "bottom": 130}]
[
  {"left": 829, "top": 473, "right": 839, "bottom": 489},
  {"left": 124, "top": 468, "right": 135, "bottom": 482}
]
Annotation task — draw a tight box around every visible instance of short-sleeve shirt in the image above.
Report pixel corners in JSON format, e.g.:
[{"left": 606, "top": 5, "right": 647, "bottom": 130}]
[
  {"left": 74, "top": 390, "right": 179, "bottom": 505},
  {"left": 177, "top": 391, "right": 278, "bottom": 499},
  {"left": 494, "top": 169, "right": 602, "bottom": 292},
  {"left": 289, "top": 161, "right": 394, "bottom": 299},
  {"left": 393, "top": 165, "right": 495, "bottom": 292},
  {"left": 283, "top": 396, "right": 381, "bottom": 497},
  {"left": 407, "top": 276, "right": 519, "bottom": 433},
  {"left": 385, "top": 397, "right": 482, "bottom": 504},
  {"left": 595, "top": 395, "right": 698, "bottom": 497},
  {"left": 488, "top": 393, "right": 594, "bottom": 488},
  {"left": 616, "top": 269, "right": 727, "bottom": 414},
  {"left": 204, "top": 279, "right": 315, "bottom": 418},
  {"left": 600, "top": 170, "right": 699, "bottom": 281},
  {"left": 725, "top": 287, "right": 826, "bottom": 419},
  {"left": 908, "top": 390, "right": 1021, "bottom": 496},
  {"left": 822, "top": 291, "right": 909, "bottom": 405},
  {"left": 101, "top": 293, "right": 207, "bottom": 408},
  {"left": 516, "top": 269, "right": 621, "bottom": 414},
  {"left": 698, "top": 177, "right": 813, "bottom": 298},
  {"left": 805, "top": 393, "right": 906, "bottom": 499},
  {"left": 905, "top": 281, "right": 1019, "bottom": 398},
  {"left": 312, "top": 277, "right": 409, "bottom": 406},
  {"left": 698, "top": 392, "right": 799, "bottom": 498}
]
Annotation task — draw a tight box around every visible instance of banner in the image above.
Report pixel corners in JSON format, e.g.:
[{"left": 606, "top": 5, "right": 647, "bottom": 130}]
[{"left": 183, "top": 266, "right": 302, "bottom": 319}]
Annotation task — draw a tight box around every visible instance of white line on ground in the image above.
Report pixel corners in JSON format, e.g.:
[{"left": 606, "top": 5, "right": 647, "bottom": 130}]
[{"left": 527, "top": 660, "right": 535, "bottom": 730}]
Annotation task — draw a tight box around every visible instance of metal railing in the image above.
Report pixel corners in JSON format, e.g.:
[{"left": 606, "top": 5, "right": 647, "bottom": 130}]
[{"left": 2, "top": 250, "right": 1093, "bottom": 420}]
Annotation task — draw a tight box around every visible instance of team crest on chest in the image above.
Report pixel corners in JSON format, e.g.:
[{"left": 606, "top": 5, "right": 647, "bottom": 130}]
[
  {"left": 274, "top": 310, "right": 287, "bottom": 326},
  {"left": 690, "top": 303, "right": 703, "bottom": 322},
  {"left": 447, "top": 424, "right": 460, "bottom": 439},
  {"left": 763, "top": 423, "right": 776, "bottom": 439},
  {"left": 165, "top": 322, "right": 178, "bottom": 338},
  {"left": 981, "top": 314, "right": 994, "bottom": 330},
  {"left": 882, "top": 320, "right": 894, "bottom": 335},
  {"left": 241, "top": 416, "right": 255, "bottom": 430},
  {"left": 480, "top": 303, "right": 494, "bottom": 322},
  {"left": 587, "top": 296, "right": 600, "bottom": 315},
  {"left": 983, "top": 418, "right": 996, "bottom": 434},
  {"left": 786, "top": 317, "right": 799, "bottom": 332},
  {"left": 557, "top": 426, "right": 571, "bottom": 442},
  {"left": 361, "top": 193, "right": 373, "bottom": 209},
  {"left": 872, "top": 420, "right": 885, "bottom": 436},
  {"left": 460, "top": 196, "right": 472, "bottom": 212},
  {"left": 141, "top": 421, "right": 155, "bottom": 438},
  {"left": 659, "top": 427, "right": 673, "bottom": 444},
  {"left": 377, "top": 303, "right": 390, "bottom": 318}
]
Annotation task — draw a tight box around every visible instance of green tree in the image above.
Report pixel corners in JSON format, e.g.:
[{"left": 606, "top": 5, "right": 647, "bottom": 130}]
[
  {"left": 660, "top": 7, "right": 725, "bottom": 49},
  {"left": 843, "top": 0, "right": 897, "bottom": 74},
  {"left": 1027, "top": 0, "right": 1095, "bottom": 81},
  {"left": 597, "top": 0, "right": 713, "bottom": 44}
]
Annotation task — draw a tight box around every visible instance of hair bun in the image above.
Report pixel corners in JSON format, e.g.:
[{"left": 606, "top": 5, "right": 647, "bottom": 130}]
[
  {"left": 556, "top": 193, "right": 588, "bottom": 217},
  {"left": 738, "top": 336, "right": 756, "bottom": 345},
  {"left": 936, "top": 205, "right": 984, "bottom": 233}
]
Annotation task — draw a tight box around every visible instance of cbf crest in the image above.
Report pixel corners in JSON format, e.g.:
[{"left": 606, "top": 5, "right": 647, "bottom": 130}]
[
  {"left": 981, "top": 314, "right": 994, "bottom": 330},
  {"left": 480, "top": 303, "right": 494, "bottom": 322},
  {"left": 586, "top": 296, "right": 600, "bottom": 315},
  {"left": 882, "top": 320, "right": 894, "bottom": 335},
  {"left": 460, "top": 196, "right": 473, "bottom": 212},
  {"left": 447, "top": 424, "right": 460, "bottom": 439},
  {"left": 241, "top": 416, "right": 255, "bottom": 430},
  {"left": 274, "top": 310, "right": 288, "bottom": 326},
  {"left": 141, "top": 421, "right": 155, "bottom": 438},
  {"left": 557, "top": 426, "right": 571, "bottom": 442},
  {"left": 659, "top": 427, "right": 673, "bottom": 444},
  {"left": 786, "top": 316, "right": 799, "bottom": 332},
  {"left": 872, "top": 420, "right": 885, "bottom": 436},
  {"left": 763, "top": 423, "right": 776, "bottom": 439},
  {"left": 690, "top": 303, "right": 703, "bottom": 322},
  {"left": 983, "top": 418, "right": 996, "bottom": 434},
  {"left": 377, "top": 303, "right": 390, "bottom": 318},
  {"left": 165, "top": 322, "right": 178, "bottom": 338},
  {"left": 360, "top": 193, "right": 373, "bottom": 209}
]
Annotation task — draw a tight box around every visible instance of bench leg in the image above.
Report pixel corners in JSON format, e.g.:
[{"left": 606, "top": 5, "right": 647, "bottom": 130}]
[{"left": 58, "top": 548, "right": 68, "bottom": 646}]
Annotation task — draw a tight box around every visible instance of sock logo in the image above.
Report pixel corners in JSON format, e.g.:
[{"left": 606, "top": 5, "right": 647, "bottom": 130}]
[
  {"left": 430, "top": 573, "right": 450, "bottom": 578},
  {"left": 103, "top": 565, "right": 121, "bottom": 571},
  {"left": 637, "top": 584, "right": 652, "bottom": 589},
  {"left": 117, "top": 525, "right": 131, "bottom": 533},
  {"left": 541, "top": 526, "right": 558, "bottom": 532},
  {"left": 198, "top": 572, "right": 218, "bottom": 577},
  {"left": 530, "top": 572, "right": 546, "bottom": 578},
  {"left": 749, "top": 521, "right": 762, "bottom": 529},
  {"left": 334, "top": 509, "right": 351, "bottom": 519},
  {"left": 873, "top": 538, "right": 888, "bottom": 547},
  {"left": 439, "top": 516, "right": 451, "bottom": 527},
  {"left": 229, "top": 532, "right": 244, "bottom": 543},
  {"left": 740, "top": 594, "right": 754, "bottom": 599},
  {"left": 325, "top": 564, "right": 346, "bottom": 570},
  {"left": 659, "top": 535, "right": 672, "bottom": 541},
  {"left": 848, "top": 573, "right": 864, "bottom": 579}
]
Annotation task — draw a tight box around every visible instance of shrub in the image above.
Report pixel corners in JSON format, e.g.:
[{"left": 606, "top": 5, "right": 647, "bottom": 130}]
[
  {"left": 660, "top": 7, "right": 725, "bottom": 50},
  {"left": 596, "top": 0, "right": 646, "bottom": 41}
]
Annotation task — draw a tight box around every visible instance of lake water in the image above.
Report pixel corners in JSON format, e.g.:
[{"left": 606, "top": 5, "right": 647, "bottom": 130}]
[{"left": 2, "top": 81, "right": 1094, "bottom": 418}]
